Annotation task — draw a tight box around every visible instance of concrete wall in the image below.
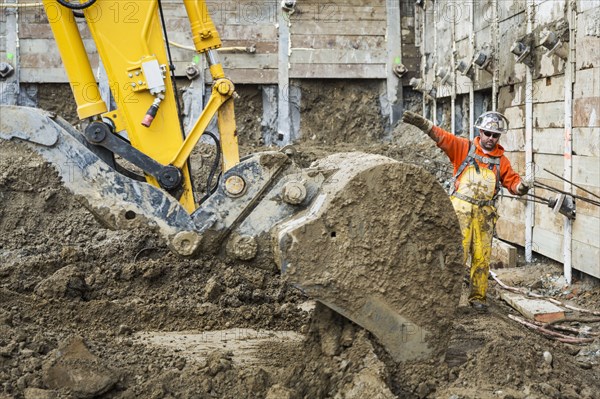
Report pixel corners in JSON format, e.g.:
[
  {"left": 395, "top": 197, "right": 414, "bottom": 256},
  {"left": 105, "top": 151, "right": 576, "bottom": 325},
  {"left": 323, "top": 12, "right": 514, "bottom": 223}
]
[{"left": 417, "top": 0, "right": 600, "bottom": 279}]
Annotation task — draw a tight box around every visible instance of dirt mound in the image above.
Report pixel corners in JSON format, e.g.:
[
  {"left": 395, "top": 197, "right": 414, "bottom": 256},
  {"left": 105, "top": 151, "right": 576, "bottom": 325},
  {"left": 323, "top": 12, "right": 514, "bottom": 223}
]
[{"left": 2, "top": 130, "right": 600, "bottom": 399}]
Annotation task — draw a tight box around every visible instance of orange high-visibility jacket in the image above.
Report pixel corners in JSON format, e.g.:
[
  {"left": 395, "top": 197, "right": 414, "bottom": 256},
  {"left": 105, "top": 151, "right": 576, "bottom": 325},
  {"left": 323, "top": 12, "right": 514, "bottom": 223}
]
[{"left": 431, "top": 126, "right": 523, "bottom": 195}]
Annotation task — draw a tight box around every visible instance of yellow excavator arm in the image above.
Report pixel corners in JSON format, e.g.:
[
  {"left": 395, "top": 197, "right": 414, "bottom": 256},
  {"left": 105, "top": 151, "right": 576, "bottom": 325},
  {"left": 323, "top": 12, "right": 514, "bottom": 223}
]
[
  {"left": 42, "top": 0, "right": 238, "bottom": 213},
  {"left": 0, "top": 0, "right": 465, "bottom": 363}
]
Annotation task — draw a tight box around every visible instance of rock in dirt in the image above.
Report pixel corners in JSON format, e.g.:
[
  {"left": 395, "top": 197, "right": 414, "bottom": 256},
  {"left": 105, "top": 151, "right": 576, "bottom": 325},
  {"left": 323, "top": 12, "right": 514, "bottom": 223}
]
[
  {"left": 265, "top": 384, "right": 294, "bottom": 399},
  {"left": 42, "top": 336, "right": 119, "bottom": 398},
  {"left": 204, "top": 276, "right": 224, "bottom": 302},
  {"left": 205, "top": 350, "right": 233, "bottom": 376},
  {"left": 34, "top": 265, "right": 88, "bottom": 300},
  {"left": 23, "top": 388, "right": 57, "bottom": 399}
]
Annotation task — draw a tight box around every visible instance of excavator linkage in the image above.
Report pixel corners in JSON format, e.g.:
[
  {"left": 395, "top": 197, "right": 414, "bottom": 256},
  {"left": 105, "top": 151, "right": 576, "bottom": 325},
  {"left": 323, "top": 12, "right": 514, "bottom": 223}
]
[{"left": 1, "top": 105, "right": 464, "bottom": 361}]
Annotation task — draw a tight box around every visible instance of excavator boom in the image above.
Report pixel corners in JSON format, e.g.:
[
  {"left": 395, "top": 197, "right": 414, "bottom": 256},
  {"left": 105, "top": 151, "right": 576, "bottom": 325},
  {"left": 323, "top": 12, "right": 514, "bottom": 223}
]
[{"left": 0, "top": 0, "right": 464, "bottom": 362}]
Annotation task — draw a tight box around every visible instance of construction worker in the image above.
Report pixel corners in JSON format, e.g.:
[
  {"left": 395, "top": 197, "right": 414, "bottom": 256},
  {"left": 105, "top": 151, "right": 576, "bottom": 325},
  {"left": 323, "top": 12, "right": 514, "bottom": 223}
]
[{"left": 402, "top": 110, "right": 530, "bottom": 311}]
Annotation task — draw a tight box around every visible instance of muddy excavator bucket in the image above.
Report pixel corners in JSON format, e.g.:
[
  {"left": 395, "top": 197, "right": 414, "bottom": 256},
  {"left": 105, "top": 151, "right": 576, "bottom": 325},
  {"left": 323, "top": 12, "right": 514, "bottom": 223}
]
[
  {"left": 272, "top": 153, "right": 464, "bottom": 362},
  {"left": 1, "top": 105, "right": 463, "bottom": 362}
]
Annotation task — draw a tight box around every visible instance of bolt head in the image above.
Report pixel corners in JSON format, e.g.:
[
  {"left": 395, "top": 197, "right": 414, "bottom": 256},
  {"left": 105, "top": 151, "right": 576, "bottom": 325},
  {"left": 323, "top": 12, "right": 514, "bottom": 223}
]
[
  {"left": 282, "top": 181, "right": 306, "bottom": 205},
  {"left": 225, "top": 175, "right": 246, "bottom": 197}
]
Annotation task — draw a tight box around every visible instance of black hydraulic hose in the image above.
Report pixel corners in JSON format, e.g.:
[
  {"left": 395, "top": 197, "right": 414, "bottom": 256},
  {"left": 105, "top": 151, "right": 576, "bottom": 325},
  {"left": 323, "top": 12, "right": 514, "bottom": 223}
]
[
  {"left": 198, "top": 131, "right": 221, "bottom": 205},
  {"left": 57, "top": 0, "right": 97, "bottom": 10}
]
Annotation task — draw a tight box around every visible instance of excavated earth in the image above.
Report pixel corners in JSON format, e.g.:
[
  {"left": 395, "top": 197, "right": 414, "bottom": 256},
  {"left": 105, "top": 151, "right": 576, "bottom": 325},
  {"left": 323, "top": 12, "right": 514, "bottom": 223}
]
[{"left": 1, "top": 88, "right": 600, "bottom": 399}]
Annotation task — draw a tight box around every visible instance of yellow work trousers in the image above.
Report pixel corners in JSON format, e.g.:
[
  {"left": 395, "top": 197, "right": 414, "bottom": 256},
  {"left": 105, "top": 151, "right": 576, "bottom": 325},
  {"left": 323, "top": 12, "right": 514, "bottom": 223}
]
[{"left": 451, "top": 197, "right": 498, "bottom": 303}]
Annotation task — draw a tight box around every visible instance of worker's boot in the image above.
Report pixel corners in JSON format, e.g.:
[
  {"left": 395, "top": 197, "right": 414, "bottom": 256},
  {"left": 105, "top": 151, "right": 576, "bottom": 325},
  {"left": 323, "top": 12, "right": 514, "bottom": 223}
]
[{"left": 470, "top": 301, "right": 488, "bottom": 313}]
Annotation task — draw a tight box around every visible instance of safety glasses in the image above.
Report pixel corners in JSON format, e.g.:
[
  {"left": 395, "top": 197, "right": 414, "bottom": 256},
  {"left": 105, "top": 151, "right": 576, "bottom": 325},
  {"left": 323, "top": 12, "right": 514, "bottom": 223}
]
[{"left": 481, "top": 130, "right": 501, "bottom": 139}]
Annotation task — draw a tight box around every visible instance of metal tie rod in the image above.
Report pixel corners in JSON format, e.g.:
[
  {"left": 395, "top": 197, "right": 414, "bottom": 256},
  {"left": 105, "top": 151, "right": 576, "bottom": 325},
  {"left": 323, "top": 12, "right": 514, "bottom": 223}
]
[{"left": 543, "top": 168, "right": 600, "bottom": 199}]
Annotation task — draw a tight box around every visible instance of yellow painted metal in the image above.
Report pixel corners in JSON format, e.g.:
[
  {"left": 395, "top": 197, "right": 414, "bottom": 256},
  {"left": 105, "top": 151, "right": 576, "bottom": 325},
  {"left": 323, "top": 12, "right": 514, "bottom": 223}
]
[
  {"left": 217, "top": 98, "right": 240, "bottom": 171},
  {"left": 171, "top": 79, "right": 238, "bottom": 170},
  {"left": 42, "top": 0, "right": 107, "bottom": 119},
  {"left": 81, "top": 0, "right": 195, "bottom": 212},
  {"left": 183, "top": 0, "right": 223, "bottom": 52},
  {"left": 101, "top": 109, "right": 126, "bottom": 133}
]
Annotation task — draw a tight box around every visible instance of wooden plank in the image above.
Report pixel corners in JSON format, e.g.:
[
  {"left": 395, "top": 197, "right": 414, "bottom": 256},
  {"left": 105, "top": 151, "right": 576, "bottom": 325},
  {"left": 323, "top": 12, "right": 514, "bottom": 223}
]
[
  {"left": 576, "top": 7, "right": 600, "bottom": 68},
  {"left": 292, "top": 5, "right": 387, "bottom": 22},
  {"left": 199, "top": 68, "right": 277, "bottom": 84},
  {"left": 221, "top": 41, "right": 278, "bottom": 54},
  {"left": 573, "top": 127, "right": 600, "bottom": 157},
  {"left": 573, "top": 155, "right": 600, "bottom": 187},
  {"left": 535, "top": 203, "right": 564, "bottom": 234},
  {"left": 499, "top": 83, "right": 526, "bottom": 110},
  {"left": 19, "top": 21, "right": 56, "bottom": 39},
  {"left": 496, "top": 218, "right": 526, "bottom": 247},
  {"left": 572, "top": 240, "right": 600, "bottom": 279},
  {"left": 496, "top": 194, "right": 527, "bottom": 246},
  {"left": 21, "top": 68, "right": 68, "bottom": 83},
  {"left": 576, "top": 36, "right": 600, "bottom": 71},
  {"left": 503, "top": 128, "right": 525, "bottom": 152},
  {"left": 532, "top": 226, "right": 563, "bottom": 261},
  {"left": 573, "top": 214, "right": 600, "bottom": 247},
  {"left": 164, "top": 1, "right": 280, "bottom": 25},
  {"left": 533, "top": 102, "right": 564, "bottom": 129},
  {"left": 533, "top": 128, "right": 564, "bottom": 155},
  {"left": 532, "top": 75, "right": 565, "bottom": 103},
  {"left": 573, "top": 97, "right": 600, "bottom": 127},
  {"left": 455, "top": 75, "right": 473, "bottom": 96},
  {"left": 574, "top": 67, "right": 600, "bottom": 98},
  {"left": 498, "top": 13, "right": 527, "bottom": 86},
  {"left": 499, "top": 292, "right": 565, "bottom": 323},
  {"left": 503, "top": 105, "right": 526, "bottom": 129},
  {"left": 291, "top": 35, "right": 385, "bottom": 51},
  {"left": 504, "top": 151, "right": 526, "bottom": 175},
  {"left": 534, "top": 0, "right": 567, "bottom": 27},
  {"left": 491, "top": 238, "right": 517, "bottom": 268},
  {"left": 290, "top": 20, "right": 386, "bottom": 36},
  {"left": 289, "top": 63, "right": 386, "bottom": 79},
  {"left": 216, "top": 25, "right": 278, "bottom": 41},
  {"left": 289, "top": 48, "right": 386, "bottom": 64},
  {"left": 538, "top": 50, "right": 567, "bottom": 78},
  {"left": 473, "top": 2, "right": 493, "bottom": 33},
  {"left": 497, "top": 0, "right": 526, "bottom": 22},
  {"left": 219, "top": 53, "right": 278, "bottom": 69}
]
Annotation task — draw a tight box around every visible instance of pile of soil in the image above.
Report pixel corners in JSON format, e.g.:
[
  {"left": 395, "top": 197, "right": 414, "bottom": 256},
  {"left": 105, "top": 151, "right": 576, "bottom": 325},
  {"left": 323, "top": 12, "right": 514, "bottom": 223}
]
[{"left": 1, "top": 112, "right": 599, "bottom": 398}]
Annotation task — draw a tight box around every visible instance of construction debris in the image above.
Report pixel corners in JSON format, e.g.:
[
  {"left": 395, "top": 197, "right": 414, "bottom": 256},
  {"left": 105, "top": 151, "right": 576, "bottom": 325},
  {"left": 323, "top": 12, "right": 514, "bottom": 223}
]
[{"left": 499, "top": 291, "right": 565, "bottom": 323}]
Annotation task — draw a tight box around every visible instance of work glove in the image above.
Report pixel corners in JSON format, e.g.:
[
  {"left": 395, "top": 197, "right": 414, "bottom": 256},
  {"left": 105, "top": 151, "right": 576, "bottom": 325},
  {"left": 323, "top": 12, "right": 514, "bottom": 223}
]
[
  {"left": 516, "top": 180, "right": 531, "bottom": 196},
  {"left": 402, "top": 111, "right": 434, "bottom": 133}
]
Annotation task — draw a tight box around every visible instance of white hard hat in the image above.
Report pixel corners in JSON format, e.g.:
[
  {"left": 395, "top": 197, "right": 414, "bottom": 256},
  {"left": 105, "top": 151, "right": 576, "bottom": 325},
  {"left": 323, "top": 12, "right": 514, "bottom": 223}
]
[{"left": 474, "top": 111, "right": 509, "bottom": 135}]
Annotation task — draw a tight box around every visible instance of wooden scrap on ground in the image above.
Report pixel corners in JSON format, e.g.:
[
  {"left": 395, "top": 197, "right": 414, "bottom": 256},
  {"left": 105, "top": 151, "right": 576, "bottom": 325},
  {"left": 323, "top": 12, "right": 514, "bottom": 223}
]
[
  {"left": 491, "top": 238, "right": 517, "bottom": 268},
  {"left": 500, "top": 291, "right": 566, "bottom": 323}
]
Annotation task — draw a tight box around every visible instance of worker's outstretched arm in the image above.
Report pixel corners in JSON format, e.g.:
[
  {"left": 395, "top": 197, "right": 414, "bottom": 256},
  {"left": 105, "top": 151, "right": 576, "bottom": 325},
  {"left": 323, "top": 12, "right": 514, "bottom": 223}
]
[{"left": 401, "top": 111, "right": 438, "bottom": 143}]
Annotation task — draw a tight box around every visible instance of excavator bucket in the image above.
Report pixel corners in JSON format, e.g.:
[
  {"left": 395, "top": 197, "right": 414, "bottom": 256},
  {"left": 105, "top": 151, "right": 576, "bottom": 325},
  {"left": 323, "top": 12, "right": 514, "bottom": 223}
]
[
  {"left": 1, "top": 105, "right": 463, "bottom": 362},
  {"left": 273, "top": 153, "right": 464, "bottom": 361}
]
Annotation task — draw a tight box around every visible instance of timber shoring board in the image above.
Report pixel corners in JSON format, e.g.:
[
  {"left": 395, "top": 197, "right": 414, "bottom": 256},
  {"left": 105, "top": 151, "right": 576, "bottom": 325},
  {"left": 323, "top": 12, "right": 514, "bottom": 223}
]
[{"left": 499, "top": 292, "right": 565, "bottom": 323}]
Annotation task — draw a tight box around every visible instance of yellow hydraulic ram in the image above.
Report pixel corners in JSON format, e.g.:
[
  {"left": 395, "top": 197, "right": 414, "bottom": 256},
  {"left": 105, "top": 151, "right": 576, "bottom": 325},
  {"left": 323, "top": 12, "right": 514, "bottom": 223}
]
[{"left": 42, "top": 0, "right": 240, "bottom": 212}]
